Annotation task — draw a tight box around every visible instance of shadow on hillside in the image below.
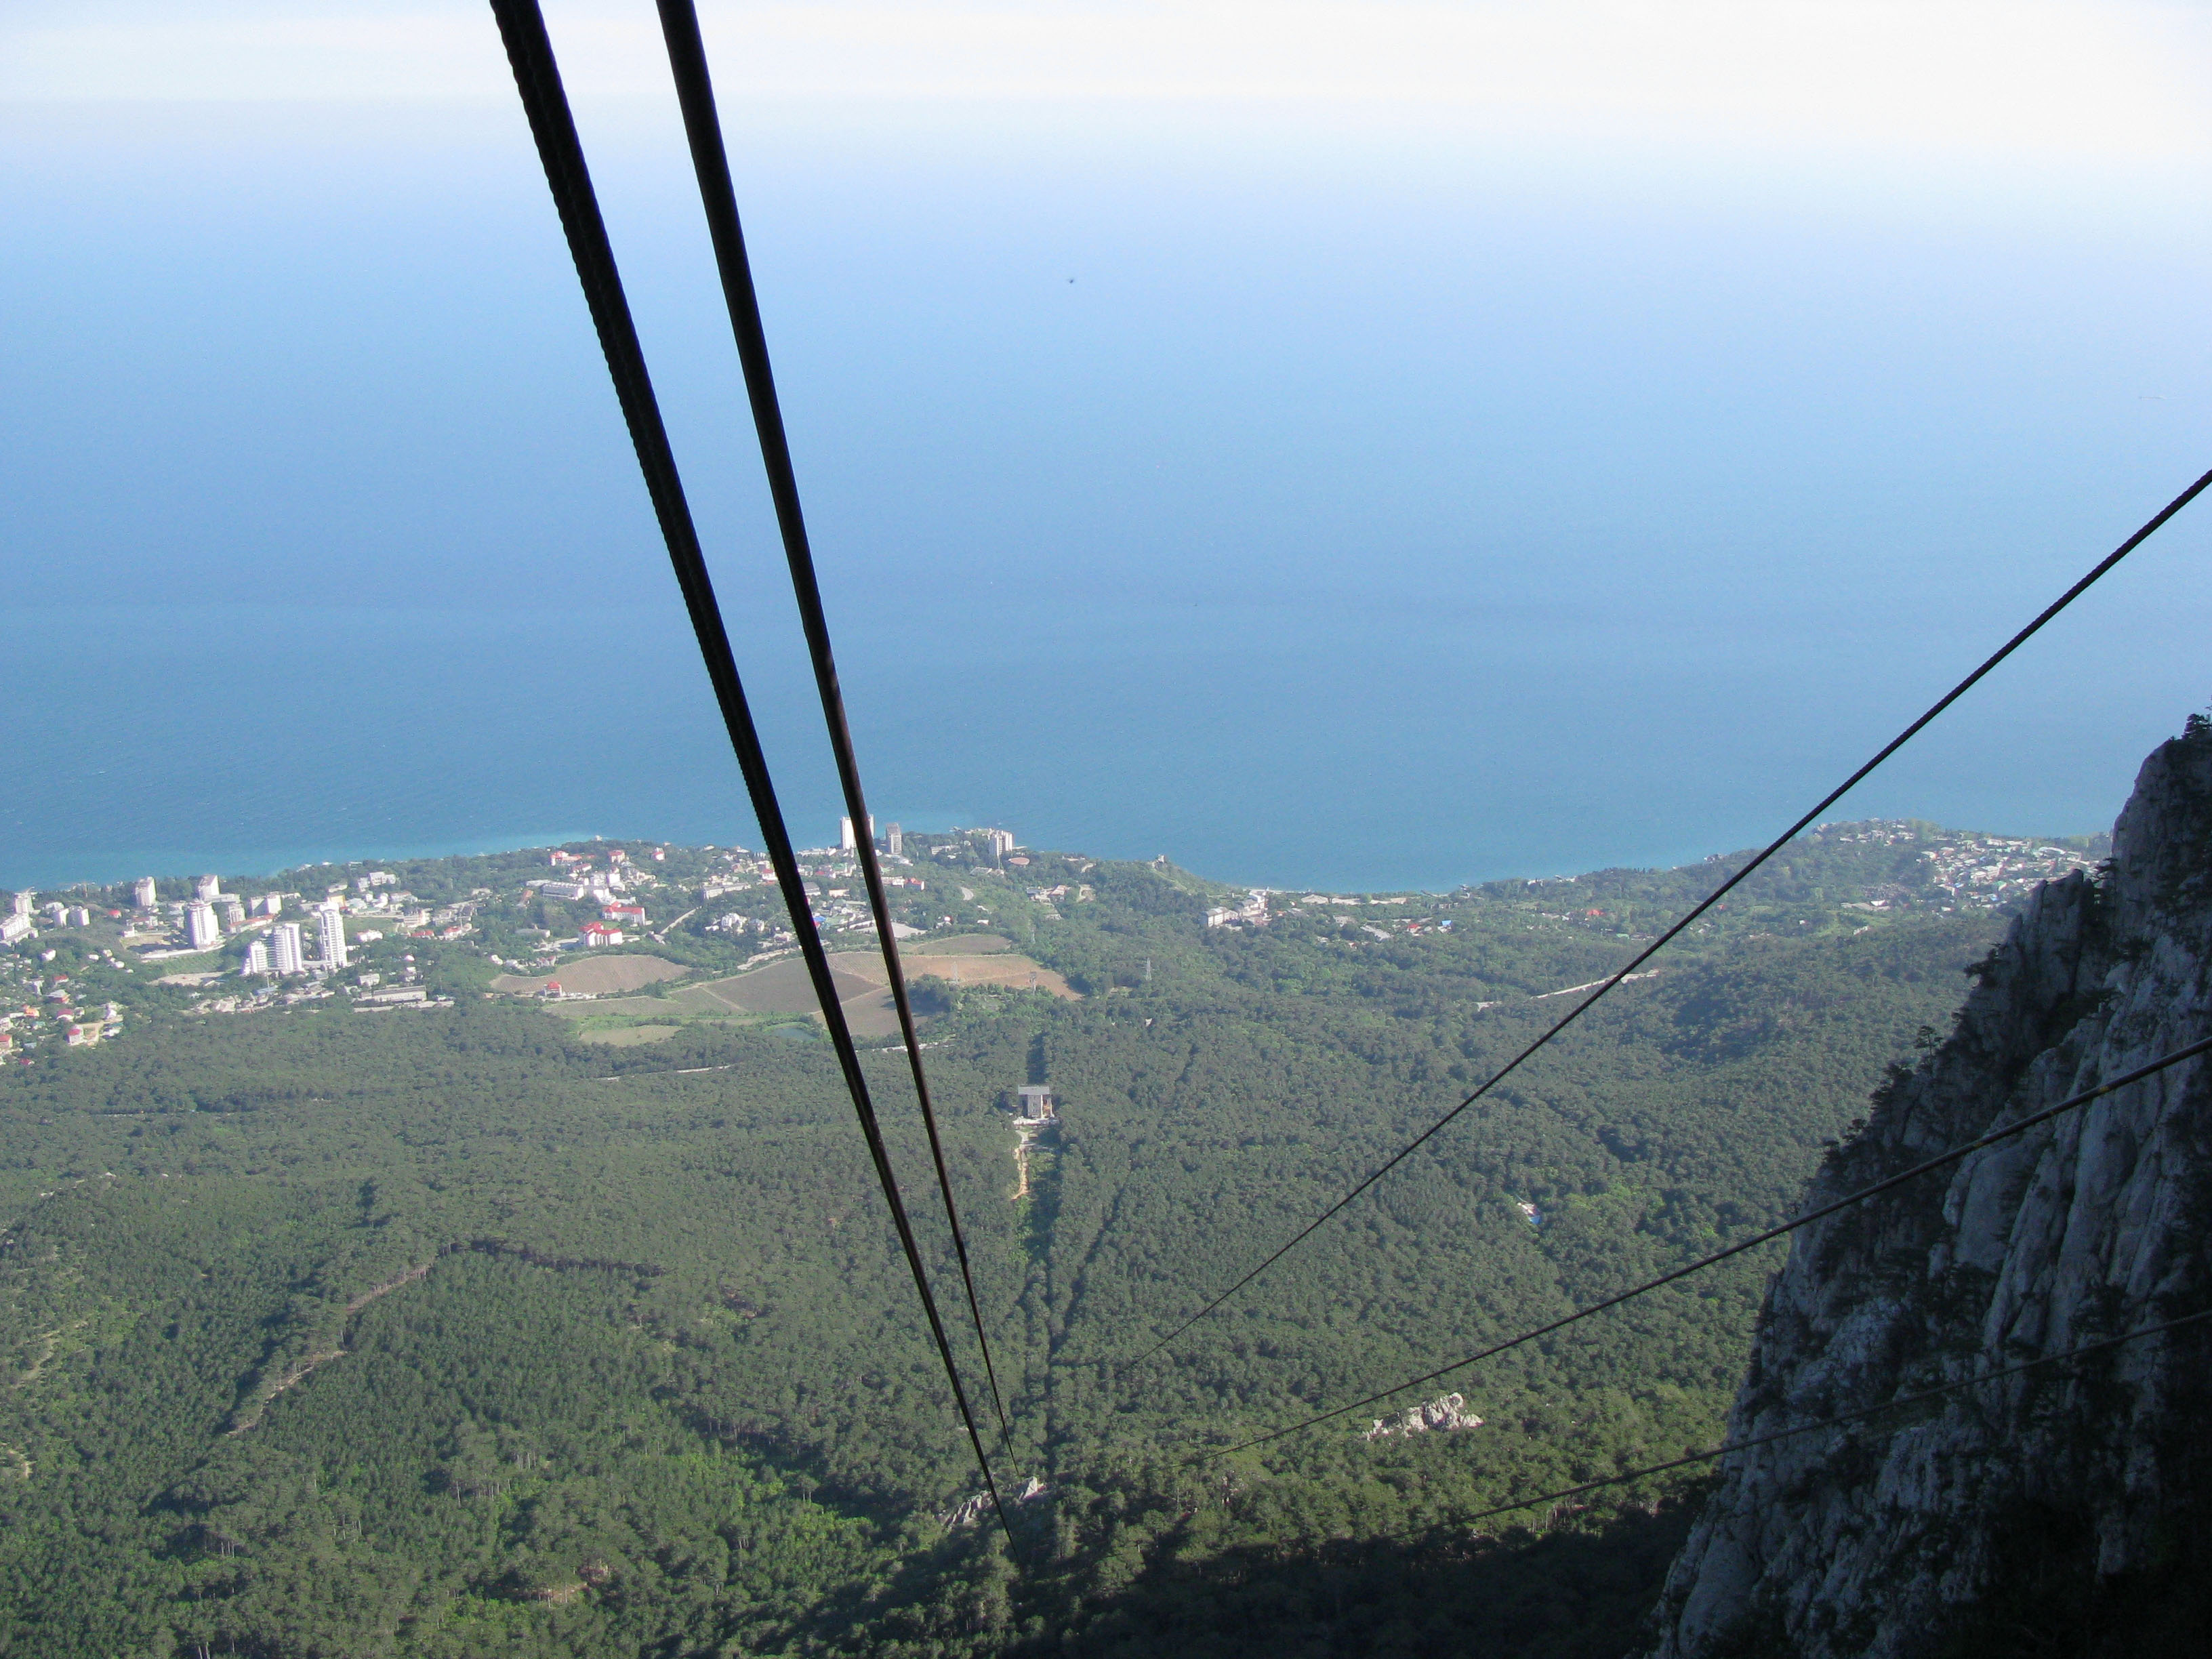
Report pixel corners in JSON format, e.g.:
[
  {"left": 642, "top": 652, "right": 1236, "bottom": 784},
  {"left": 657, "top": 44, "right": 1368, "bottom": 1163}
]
[{"left": 1021, "top": 1498, "right": 1697, "bottom": 1659}]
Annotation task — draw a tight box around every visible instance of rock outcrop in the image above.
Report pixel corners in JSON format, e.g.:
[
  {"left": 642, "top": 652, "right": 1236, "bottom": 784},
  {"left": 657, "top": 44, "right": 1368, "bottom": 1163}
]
[
  {"left": 939, "top": 1475, "right": 1048, "bottom": 1531},
  {"left": 1646, "top": 722, "right": 2212, "bottom": 1658},
  {"left": 1362, "top": 1392, "right": 1483, "bottom": 1441}
]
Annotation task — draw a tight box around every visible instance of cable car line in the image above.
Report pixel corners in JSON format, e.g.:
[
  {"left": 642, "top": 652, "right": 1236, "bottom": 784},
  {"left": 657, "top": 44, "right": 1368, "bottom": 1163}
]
[
  {"left": 487, "top": 0, "right": 1010, "bottom": 1540},
  {"left": 1191, "top": 1033, "right": 2212, "bottom": 1460},
  {"left": 1132, "top": 464, "right": 2212, "bottom": 1369},
  {"left": 650, "top": 0, "right": 1014, "bottom": 1454},
  {"left": 1453, "top": 1304, "right": 2212, "bottom": 1526}
]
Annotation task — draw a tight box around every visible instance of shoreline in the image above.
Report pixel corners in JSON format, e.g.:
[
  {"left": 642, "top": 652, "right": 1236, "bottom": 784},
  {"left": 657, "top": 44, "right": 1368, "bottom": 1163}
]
[
  {"left": 6, "top": 816, "right": 2110, "bottom": 905},
  {"left": 2, "top": 830, "right": 602, "bottom": 896}
]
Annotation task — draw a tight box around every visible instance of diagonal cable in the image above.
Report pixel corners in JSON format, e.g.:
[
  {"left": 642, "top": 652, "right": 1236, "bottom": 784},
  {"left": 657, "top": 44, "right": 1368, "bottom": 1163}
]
[
  {"left": 1134, "top": 465, "right": 2212, "bottom": 1367},
  {"left": 1195, "top": 1033, "right": 2212, "bottom": 1460},
  {"left": 487, "top": 0, "right": 1010, "bottom": 1539},
  {"left": 650, "top": 0, "right": 1014, "bottom": 1454},
  {"left": 1455, "top": 1304, "right": 2212, "bottom": 1525}
]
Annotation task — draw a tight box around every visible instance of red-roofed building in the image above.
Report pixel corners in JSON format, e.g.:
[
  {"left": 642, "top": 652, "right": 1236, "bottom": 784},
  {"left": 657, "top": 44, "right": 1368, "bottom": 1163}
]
[
  {"left": 578, "top": 922, "right": 625, "bottom": 948},
  {"left": 601, "top": 903, "right": 647, "bottom": 924}
]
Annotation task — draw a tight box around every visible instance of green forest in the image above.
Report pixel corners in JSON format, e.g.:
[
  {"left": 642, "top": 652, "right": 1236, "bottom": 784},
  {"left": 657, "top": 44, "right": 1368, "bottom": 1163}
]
[{"left": 0, "top": 823, "right": 2036, "bottom": 1656}]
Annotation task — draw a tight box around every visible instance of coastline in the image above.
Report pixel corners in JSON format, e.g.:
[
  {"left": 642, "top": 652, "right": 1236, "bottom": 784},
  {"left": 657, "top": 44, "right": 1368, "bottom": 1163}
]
[{"left": 5, "top": 831, "right": 600, "bottom": 895}]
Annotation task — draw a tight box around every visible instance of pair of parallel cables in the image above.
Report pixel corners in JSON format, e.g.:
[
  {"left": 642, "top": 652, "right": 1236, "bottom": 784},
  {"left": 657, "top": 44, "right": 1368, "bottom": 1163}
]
[
  {"left": 1134, "top": 466, "right": 2212, "bottom": 1398},
  {"left": 1197, "top": 1031, "right": 2212, "bottom": 1458},
  {"left": 489, "top": 0, "right": 1014, "bottom": 1536}
]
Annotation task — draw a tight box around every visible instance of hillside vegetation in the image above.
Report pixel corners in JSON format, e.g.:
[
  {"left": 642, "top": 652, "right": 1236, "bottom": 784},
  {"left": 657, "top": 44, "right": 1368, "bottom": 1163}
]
[{"left": 0, "top": 824, "right": 2031, "bottom": 1655}]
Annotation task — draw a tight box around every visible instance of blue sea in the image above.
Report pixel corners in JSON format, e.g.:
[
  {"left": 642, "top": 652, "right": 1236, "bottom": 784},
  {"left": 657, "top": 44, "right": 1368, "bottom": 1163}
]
[{"left": 5, "top": 96, "right": 2210, "bottom": 893}]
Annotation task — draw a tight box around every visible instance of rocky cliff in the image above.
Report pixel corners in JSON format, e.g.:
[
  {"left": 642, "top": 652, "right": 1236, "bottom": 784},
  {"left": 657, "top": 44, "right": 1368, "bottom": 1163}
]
[{"left": 1645, "top": 722, "right": 2212, "bottom": 1658}]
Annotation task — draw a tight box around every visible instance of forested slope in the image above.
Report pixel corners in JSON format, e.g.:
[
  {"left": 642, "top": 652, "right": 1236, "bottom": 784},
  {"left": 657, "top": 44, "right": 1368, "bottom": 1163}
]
[{"left": 0, "top": 830, "right": 2015, "bottom": 1655}]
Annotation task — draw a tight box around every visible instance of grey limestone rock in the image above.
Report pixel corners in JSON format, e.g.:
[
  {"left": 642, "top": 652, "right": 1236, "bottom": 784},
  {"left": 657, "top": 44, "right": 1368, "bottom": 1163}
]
[{"left": 1645, "top": 723, "right": 2212, "bottom": 1658}]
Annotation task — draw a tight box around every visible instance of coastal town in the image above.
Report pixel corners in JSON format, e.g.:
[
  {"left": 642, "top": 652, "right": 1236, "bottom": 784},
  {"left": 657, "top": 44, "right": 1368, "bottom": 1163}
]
[
  {"left": 0, "top": 816, "right": 2103, "bottom": 1061},
  {"left": 0, "top": 818, "right": 1027, "bottom": 1057}
]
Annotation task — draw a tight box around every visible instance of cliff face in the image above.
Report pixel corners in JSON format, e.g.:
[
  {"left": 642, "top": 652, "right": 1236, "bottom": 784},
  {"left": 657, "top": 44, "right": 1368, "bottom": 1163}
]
[{"left": 1647, "top": 726, "right": 2212, "bottom": 1658}]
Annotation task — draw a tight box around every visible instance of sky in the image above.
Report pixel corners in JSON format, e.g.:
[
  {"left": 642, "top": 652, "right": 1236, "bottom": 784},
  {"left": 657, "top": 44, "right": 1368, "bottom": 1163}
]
[{"left": 4, "top": 3, "right": 2211, "bottom": 890}]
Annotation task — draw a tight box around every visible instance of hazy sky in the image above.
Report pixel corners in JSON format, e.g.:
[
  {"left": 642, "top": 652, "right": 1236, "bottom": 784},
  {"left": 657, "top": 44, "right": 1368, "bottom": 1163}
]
[
  {"left": 5, "top": 4, "right": 2211, "bottom": 886},
  {"left": 8, "top": 3, "right": 2207, "bottom": 148}
]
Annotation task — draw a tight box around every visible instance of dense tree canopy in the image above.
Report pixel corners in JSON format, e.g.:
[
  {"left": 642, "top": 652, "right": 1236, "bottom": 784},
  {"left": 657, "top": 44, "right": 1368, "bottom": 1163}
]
[{"left": 0, "top": 830, "right": 2018, "bottom": 1655}]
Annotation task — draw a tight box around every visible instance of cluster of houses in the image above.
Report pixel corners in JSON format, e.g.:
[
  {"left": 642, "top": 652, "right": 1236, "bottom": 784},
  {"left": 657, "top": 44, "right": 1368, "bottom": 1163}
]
[
  {"left": 527, "top": 848, "right": 657, "bottom": 947},
  {"left": 697, "top": 842, "right": 928, "bottom": 944},
  {"left": 0, "top": 978, "right": 121, "bottom": 1054},
  {"left": 1915, "top": 836, "right": 2100, "bottom": 907}
]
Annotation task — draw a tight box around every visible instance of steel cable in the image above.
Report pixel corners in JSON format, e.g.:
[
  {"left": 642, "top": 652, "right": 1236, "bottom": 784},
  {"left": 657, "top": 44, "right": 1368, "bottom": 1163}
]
[
  {"left": 1455, "top": 1304, "right": 2212, "bottom": 1526},
  {"left": 1135, "top": 465, "right": 2212, "bottom": 1368},
  {"left": 1195, "top": 1033, "right": 2212, "bottom": 1460},
  {"left": 650, "top": 0, "right": 1015, "bottom": 1454},
  {"left": 487, "top": 0, "right": 1010, "bottom": 1539}
]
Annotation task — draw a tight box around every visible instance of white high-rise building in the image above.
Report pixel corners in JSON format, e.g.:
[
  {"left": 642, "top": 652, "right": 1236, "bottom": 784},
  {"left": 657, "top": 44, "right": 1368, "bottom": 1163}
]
[
  {"left": 9, "top": 891, "right": 31, "bottom": 919},
  {"left": 316, "top": 903, "right": 348, "bottom": 971},
  {"left": 243, "top": 938, "right": 272, "bottom": 975},
  {"left": 886, "top": 822, "right": 903, "bottom": 857},
  {"left": 257, "top": 893, "right": 283, "bottom": 917},
  {"left": 194, "top": 874, "right": 222, "bottom": 901},
  {"left": 840, "top": 815, "right": 876, "bottom": 853},
  {"left": 185, "top": 901, "right": 222, "bottom": 951},
  {"left": 133, "top": 877, "right": 158, "bottom": 909},
  {"left": 271, "top": 922, "right": 306, "bottom": 975}
]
